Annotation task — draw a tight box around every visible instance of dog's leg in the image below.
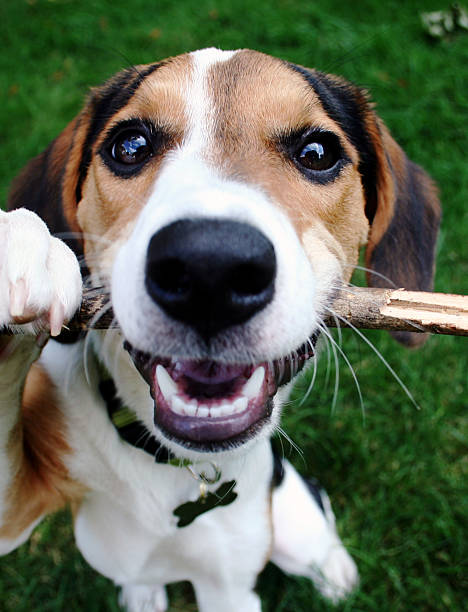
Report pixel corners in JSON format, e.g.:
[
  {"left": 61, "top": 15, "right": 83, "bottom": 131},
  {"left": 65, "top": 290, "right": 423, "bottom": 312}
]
[
  {"left": 118, "top": 584, "right": 168, "bottom": 612},
  {"left": 192, "top": 581, "right": 261, "bottom": 612},
  {"left": 0, "top": 209, "right": 82, "bottom": 553},
  {"left": 0, "top": 334, "right": 43, "bottom": 553},
  {"left": 270, "top": 459, "right": 359, "bottom": 603}
]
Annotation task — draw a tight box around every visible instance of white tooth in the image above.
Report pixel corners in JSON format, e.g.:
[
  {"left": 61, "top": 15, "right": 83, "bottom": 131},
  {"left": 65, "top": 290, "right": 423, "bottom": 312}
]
[
  {"left": 198, "top": 406, "right": 210, "bottom": 418},
  {"left": 233, "top": 396, "right": 248, "bottom": 414},
  {"left": 210, "top": 404, "right": 221, "bottom": 416},
  {"left": 185, "top": 403, "right": 197, "bottom": 417},
  {"left": 218, "top": 402, "right": 233, "bottom": 417},
  {"left": 242, "top": 366, "right": 265, "bottom": 399},
  {"left": 171, "top": 396, "right": 186, "bottom": 416},
  {"left": 156, "top": 365, "right": 178, "bottom": 400}
]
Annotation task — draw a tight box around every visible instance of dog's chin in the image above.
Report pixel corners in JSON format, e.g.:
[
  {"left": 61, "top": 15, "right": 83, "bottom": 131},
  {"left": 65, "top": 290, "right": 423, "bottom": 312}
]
[{"left": 124, "top": 340, "right": 315, "bottom": 453}]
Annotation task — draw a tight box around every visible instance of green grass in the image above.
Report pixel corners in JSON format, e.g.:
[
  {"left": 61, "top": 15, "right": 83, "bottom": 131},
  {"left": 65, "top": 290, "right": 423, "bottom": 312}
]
[{"left": 1, "top": 0, "right": 467, "bottom": 610}]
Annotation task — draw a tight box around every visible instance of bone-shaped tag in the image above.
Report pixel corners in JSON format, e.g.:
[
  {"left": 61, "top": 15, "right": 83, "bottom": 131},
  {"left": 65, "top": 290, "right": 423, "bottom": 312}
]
[{"left": 173, "top": 480, "right": 238, "bottom": 528}]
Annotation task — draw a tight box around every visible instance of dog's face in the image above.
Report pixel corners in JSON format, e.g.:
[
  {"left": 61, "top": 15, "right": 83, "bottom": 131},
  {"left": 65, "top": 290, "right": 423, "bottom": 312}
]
[{"left": 9, "top": 48, "right": 440, "bottom": 456}]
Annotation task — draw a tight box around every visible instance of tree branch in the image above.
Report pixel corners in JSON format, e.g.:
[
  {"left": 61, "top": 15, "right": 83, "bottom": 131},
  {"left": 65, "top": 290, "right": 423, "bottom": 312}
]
[{"left": 71, "top": 287, "right": 468, "bottom": 337}]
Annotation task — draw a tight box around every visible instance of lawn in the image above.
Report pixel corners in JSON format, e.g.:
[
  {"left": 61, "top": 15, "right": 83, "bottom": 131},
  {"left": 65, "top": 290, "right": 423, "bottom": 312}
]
[{"left": 0, "top": 0, "right": 467, "bottom": 610}]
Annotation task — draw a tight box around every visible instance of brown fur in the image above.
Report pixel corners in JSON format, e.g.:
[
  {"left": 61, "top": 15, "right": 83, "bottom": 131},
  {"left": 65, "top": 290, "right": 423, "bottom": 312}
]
[
  {"left": 0, "top": 366, "right": 85, "bottom": 540},
  {"left": 204, "top": 51, "right": 368, "bottom": 274},
  {"left": 76, "top": 57, "right": 192, "bottom": 279}
]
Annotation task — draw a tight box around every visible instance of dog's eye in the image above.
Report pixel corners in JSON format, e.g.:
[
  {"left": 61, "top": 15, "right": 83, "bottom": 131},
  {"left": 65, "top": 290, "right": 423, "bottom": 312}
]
[
  {"left": 111, "top": 132, "right": 153, "bottom": 165},
  {"left": 296, "top": 138, "right": 339, "bottom": 172}
]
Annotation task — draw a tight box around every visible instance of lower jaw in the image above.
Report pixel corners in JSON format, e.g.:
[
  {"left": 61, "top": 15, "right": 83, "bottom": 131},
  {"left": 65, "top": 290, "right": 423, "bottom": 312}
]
[
  {"left": 124, "top": 338, "right": 316, "bottom": 454},
  {"left": 154, "top": 398, "right": 273, "bottom": 452},
  {"left": 154, "top": 399, "right": 274, "bottom": 453}
]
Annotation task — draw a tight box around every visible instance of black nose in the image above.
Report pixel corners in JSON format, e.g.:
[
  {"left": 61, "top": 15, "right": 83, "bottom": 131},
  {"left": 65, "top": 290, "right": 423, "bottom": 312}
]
[{"left": 145, "top": 219, "right": 276, "bottom": 338}]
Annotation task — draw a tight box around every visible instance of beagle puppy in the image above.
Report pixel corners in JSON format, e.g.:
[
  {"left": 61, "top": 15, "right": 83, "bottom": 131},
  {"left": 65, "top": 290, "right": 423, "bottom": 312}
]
[{"left": 0, "top": 48, "right": 440, "bottom": 611}]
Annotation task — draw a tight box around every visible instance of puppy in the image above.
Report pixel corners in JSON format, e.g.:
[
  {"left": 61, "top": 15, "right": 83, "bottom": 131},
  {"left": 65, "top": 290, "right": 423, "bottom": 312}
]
[{"left": 0, "top": 48, "right": 440, "bottom": 611}]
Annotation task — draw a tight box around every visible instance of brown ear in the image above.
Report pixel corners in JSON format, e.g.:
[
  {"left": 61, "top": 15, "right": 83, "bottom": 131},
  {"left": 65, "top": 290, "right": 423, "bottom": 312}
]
[
  {"left": 7, "top": 115, "right": 88, "bottom": 263},
  {"left": 364, "top": 119, "right": 441, "bottom": 347},
  {"left": 7, "top": 63, "right": 162, "bottom": 266}
]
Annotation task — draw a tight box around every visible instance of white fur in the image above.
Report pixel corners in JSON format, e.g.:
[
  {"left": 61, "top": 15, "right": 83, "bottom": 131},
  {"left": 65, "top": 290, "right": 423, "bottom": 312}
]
[
  {"left": 0, "top": 209, "right": 82, "bottom": 332},
  {"left": 185, "top": 48, "right": 237, "bottom": 154},
  {"left": 271, "top": 461, "right": 359, "bottom": 603},
  {"left": 119, "top": 584, "right": 168, "bottom": 612}
]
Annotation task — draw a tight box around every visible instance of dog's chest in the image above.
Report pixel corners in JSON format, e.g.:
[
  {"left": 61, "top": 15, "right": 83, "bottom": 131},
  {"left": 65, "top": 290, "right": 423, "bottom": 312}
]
[
  {"left": 39, "top": 342, "right": 273, "bottom": 582},
  {"left": 67, "top": 427, "right": 273, "bottom": 586},
  {"left": 73, "top": 475, "right": 272, "bottom": 586}
]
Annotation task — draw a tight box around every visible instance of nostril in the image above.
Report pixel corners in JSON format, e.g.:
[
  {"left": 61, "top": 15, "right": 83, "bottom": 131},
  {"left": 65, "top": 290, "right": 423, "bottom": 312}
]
[
  {"left": 147, "top": 259, "right": 191, "bottom": 299},
  {"left": 228, "top": 262, "right": 275, "bottom": 298}
]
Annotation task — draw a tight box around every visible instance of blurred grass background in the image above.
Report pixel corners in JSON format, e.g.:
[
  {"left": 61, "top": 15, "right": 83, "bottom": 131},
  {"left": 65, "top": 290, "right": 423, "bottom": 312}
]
[{"left": 0, "top": 0, "right": 467, "bottom": 610}]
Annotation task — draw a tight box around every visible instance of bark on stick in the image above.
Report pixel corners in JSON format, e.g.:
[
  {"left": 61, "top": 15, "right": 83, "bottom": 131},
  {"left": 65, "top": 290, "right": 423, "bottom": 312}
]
[{"left": 71, "top": 287, "right": 468, "bottom": 337}]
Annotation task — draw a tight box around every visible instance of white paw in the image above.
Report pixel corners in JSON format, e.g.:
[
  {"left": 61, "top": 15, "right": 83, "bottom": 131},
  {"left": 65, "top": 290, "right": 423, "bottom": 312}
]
[
  {"left": 271, "top": 460, "right": 359, "bottom": 603},
  {"left": 315, "top": 541, "right": 359, "bottom": 604},
  {"left": 0, "top": 209, "right": 82, "bottom": 336},
  {"left": 119, "top": 584, "right": 168, "bottom": 612}
]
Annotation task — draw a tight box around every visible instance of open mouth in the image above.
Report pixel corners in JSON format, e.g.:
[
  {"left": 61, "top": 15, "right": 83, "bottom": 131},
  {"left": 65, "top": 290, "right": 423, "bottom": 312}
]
[{"left": 124, "top": 339, "right": 316, "bottom": 451}]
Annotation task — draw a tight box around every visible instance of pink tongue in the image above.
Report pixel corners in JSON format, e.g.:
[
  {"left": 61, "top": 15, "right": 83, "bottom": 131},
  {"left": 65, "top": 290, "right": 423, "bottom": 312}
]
[{"left": 171, "top": 360, "right": 249, "bottom": 385}]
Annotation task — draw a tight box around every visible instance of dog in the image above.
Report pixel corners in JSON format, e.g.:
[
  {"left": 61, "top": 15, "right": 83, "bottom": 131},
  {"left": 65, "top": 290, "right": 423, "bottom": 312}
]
[{"left": 0, "top": 48, "right": 440, "bottom": 611}]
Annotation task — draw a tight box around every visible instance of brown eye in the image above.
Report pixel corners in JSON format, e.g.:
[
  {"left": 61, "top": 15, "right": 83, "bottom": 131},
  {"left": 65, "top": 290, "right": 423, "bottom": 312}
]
[
  {"left": 297, "top": 140, "right": 338, "bottom": 171},
  {"left": 111, "top": 132, "right": 153, "bottom": 165}
]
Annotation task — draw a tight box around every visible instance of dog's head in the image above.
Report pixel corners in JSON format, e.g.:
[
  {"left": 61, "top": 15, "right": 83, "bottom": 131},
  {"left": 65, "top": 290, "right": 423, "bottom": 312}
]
[{"left": 9, "top": 49, "right": 440, "bottom": 456}]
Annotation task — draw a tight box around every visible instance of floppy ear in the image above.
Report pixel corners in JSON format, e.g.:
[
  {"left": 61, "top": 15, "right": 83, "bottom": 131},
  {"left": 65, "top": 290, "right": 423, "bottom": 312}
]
[
  {"left": 364, "top": 117, "right": 441, "bottom": 347},
  {"left": 7, "top": 63, "right": 162, "bottom": 265},
  {"left": 7, "top": 115, "right": 89, "bottom": 263}
]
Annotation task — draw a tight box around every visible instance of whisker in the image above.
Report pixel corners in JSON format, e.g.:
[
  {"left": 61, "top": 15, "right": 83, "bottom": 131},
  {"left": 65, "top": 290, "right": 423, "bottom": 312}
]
[
  {"left": 341, "top": 263, "right": 398, "bottom": 287},
  {"left": 82, "top": 298, "right": 114, "bottom": 385},
  {"left": 324, "top": 324, "right": 340, "bottom": 414},
  {"left": 299, "top": 343, "right": 319, "bottom": 407},
  {"left": 275, "top": 425, "right": 305, "bottom": 464},
  {"left": 52, "top": 230, "right": 114, "bottom": 247},
  {"left": 319, "top": 322, "right": 365, "bottom": 422},
  {"left": 324, "top": 307, "right": 419, "bottom": 409},
  {"left": 320, "top": 331, "right": 332, "bottom": 393}
]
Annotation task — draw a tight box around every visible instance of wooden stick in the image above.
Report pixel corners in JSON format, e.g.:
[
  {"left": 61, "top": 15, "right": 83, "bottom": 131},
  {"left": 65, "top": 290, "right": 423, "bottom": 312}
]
[
  {"left": 321, "top": 287, "right": 468, "bottom": 336},
  {"left": 70, "top": 287, "right": 468, "bottom": 337}
]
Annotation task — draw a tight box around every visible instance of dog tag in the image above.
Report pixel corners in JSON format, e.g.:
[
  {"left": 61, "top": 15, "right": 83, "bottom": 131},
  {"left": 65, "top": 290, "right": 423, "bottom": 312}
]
[{"left": 173, "top": 480, "right": 238, "bottom": 528}]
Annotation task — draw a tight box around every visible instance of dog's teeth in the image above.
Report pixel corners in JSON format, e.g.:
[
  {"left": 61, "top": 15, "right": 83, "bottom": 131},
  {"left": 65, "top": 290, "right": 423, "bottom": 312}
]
[
  {"left": 198, "top": 406, "right": 210, "bottom": 418},
  {"left": 167, "top": 390, "right": 250, "bottom": 419},
  {"left": 171, "top": 396, "right": 187, "bottom": 416},
  {"left": 233, "top": 396, "right": 248, "bottom": 413},
  {"left": 242, "top": 366, "right": 265, "bottom": 399},
  {"left": 218, "top": 402, "right": 233, "bottom": 417},
  {"left": 184, "top": 402, "right": 197, "bottom": 417},
  {"left": 156, "top": 365, "right": 178, "bottom": 400}
]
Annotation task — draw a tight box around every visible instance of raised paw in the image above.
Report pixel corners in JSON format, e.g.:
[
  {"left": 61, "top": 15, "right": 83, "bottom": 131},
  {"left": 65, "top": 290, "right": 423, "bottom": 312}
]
[{"left": 0, "top": 208, "right": 82, "bottom": 336}]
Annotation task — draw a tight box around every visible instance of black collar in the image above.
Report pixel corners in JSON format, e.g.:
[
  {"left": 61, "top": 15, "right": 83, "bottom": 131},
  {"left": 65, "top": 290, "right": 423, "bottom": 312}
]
[{"left": 98, "top": 377, "right": 176, "bottom": 465}]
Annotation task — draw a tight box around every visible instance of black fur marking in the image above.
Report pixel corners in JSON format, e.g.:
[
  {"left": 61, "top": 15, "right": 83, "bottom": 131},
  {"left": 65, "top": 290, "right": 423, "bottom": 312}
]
[
  {"left": 369, "top": 159, "right": 439, "bottom": 291},
  {"left": 287, "top": 63, "right": 379, "bottom": 223},
  {"left": 7, "top": 140, "right": 84, "bottom": 259},
  {"left": 302, "top": 476, "right": 326, "bottom": 514},
  {"left": 75, "top": 62, "right": 163, "bottom": 202},
  {"left": 270, "top": 441, "right": 285, "bottom": 488}
]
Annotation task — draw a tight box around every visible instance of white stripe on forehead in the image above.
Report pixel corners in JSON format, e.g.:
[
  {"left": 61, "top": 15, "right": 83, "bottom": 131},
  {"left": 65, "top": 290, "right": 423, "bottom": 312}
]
[{"left": 184, "top": 48, "right": 237, "bottom": 154}]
